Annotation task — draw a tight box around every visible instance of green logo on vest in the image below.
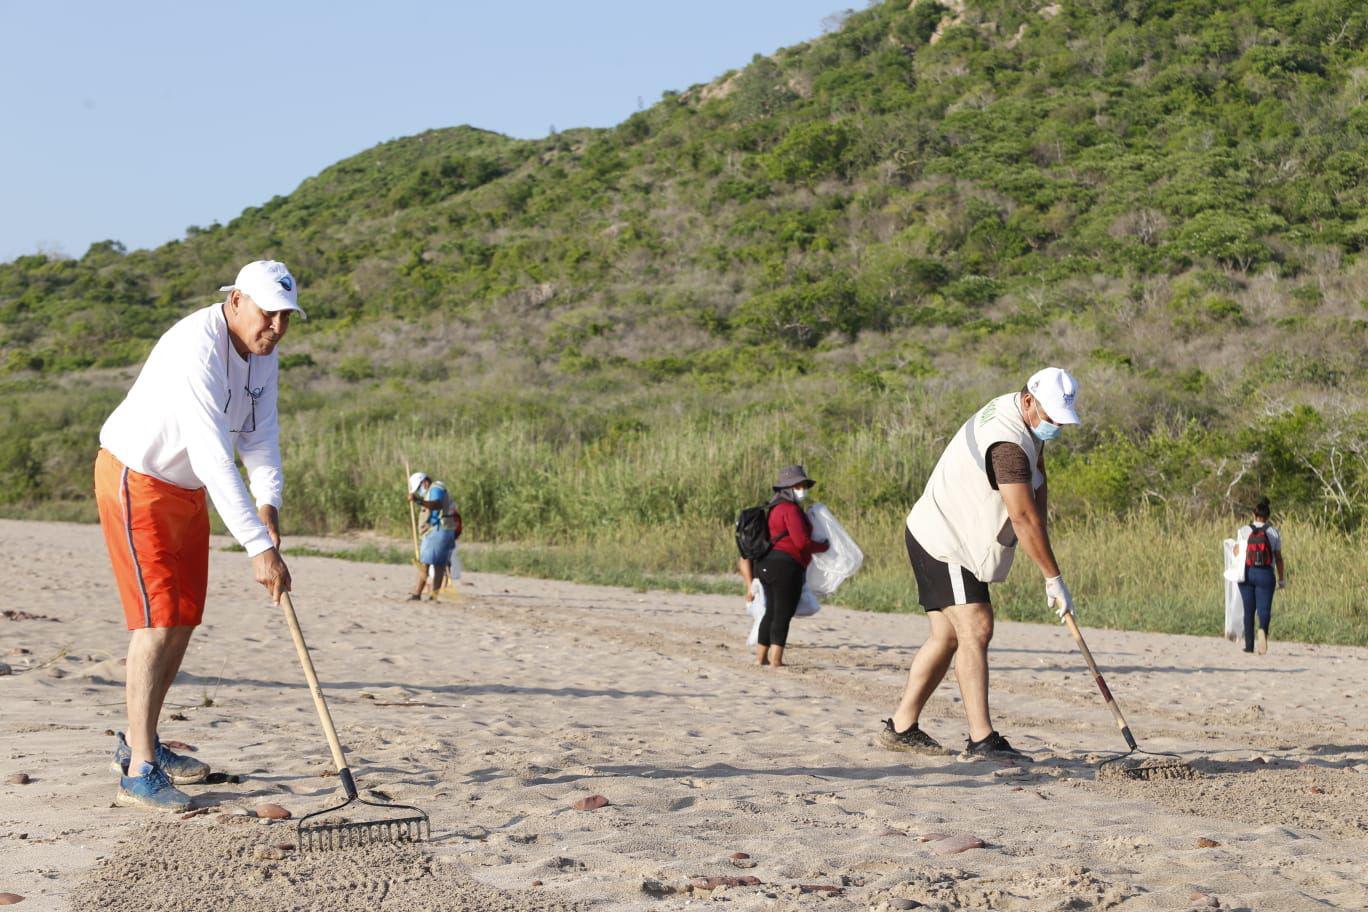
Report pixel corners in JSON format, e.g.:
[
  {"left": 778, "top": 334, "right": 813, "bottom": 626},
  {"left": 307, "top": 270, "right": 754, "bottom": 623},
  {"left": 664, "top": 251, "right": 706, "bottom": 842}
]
[{"left": 977, "top": 399, "right": 999, "bottom": 427}]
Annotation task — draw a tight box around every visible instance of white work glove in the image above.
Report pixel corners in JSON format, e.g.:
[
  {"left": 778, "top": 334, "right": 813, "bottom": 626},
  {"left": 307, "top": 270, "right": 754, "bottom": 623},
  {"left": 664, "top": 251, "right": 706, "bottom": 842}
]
[{"left": 1045, "top": 575, "right": 1074, "bottom": 622}]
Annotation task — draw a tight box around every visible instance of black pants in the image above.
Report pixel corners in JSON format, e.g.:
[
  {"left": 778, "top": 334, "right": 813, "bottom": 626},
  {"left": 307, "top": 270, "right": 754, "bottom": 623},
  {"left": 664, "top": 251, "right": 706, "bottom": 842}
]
[{"left": 757, "top": 550, "right": 805, "bottom": 648}]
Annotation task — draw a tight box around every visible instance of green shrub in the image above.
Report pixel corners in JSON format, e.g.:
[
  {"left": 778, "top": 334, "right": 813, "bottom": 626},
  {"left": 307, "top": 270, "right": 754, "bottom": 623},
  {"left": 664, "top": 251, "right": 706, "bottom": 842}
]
[{"left": 764, "top": 121, "right": 854, "bottom": 184}]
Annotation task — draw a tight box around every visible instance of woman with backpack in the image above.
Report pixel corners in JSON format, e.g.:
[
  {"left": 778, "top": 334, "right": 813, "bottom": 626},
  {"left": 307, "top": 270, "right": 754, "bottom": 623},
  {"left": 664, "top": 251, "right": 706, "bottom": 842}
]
[
  {"left": 1233, "top": 497, "right": 1286, "bottom": 655},
  {"left": 749, "top": 465, "right": 829, "bottom": 668}
]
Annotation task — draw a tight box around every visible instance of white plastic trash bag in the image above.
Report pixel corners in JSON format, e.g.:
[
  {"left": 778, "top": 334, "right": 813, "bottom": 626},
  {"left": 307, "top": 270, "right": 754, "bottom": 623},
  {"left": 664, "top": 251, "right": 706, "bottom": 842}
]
[
  {"left": 746, "top": 578, "right": 820, "bottom": 646},
  {"left": 805, "top": 503, "right": 863, "bottom": 597},
  {"left": 1222, "top": 538, "right": 1242, "bottom": 642}
]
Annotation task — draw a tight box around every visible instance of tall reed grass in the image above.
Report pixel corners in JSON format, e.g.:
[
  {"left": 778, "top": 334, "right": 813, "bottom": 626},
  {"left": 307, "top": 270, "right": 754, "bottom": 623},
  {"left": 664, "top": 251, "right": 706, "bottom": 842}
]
[{"left": 276, "top": 403, "right": 1365, "bottom": 646}]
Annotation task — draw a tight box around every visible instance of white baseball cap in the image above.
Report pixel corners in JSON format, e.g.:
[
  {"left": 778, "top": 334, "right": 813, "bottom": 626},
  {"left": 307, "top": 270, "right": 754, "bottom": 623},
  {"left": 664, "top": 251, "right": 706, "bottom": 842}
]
[
  {"left": 219, "top": 260, "right": 306, "bottom": 319},
  {"left": 408, "top": 472, "right": 430, "bottom": 495},
  {"left": 1027, "top": 367, "right": 1080, "bottom": 425}
]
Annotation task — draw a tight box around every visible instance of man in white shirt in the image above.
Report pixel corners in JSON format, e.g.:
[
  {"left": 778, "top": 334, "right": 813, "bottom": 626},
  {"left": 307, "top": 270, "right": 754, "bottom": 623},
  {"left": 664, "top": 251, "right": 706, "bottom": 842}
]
[
  {"left": 879, "top": 368, "right": 1081, "bottom": 760},
  {"left": 95, "top": 260, "right": 300, "bottom": 812}
]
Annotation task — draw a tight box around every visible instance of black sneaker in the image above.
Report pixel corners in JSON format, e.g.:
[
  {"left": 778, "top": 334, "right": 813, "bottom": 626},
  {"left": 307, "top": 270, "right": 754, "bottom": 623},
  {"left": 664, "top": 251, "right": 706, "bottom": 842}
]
[
  {"left": 962, "top": 731, "right": 1029, "bottom": 761},
  {"left": 878, "top": 719, "right": 946, "bottom": 755}
]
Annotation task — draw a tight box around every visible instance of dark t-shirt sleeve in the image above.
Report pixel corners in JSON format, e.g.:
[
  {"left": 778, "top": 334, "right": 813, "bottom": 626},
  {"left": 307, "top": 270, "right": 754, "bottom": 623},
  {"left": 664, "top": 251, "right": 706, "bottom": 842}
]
[{"left": 986, "top": 442, "right": 1032, "bottom": 490}]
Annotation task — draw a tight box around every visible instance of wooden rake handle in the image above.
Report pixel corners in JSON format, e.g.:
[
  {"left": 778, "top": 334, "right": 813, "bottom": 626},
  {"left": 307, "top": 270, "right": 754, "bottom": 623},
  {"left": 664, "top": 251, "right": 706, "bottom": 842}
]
[
  {"left": 279, "top": 591, "right": 359, "bottom": 799},
  {"left": 403, "top": 459, "right": 421, "bottom": 566},
  {"left": 1063, "top": 613, "right": 1138, "bottom": 751}
]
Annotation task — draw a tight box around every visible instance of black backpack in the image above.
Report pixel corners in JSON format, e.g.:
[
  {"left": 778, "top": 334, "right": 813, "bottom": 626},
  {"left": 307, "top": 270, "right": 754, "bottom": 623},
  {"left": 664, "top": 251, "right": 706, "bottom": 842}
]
[
  {"left": 1245, "top": 524, "right": 1275, "bottom": 568},
  {"left": 735, "top": 504, "right": 788, "bottom": 561}
]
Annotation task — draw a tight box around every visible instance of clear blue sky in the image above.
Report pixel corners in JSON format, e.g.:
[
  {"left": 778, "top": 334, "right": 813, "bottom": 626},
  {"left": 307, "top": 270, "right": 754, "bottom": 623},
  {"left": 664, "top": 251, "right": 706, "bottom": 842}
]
[{"left": 1, "top": 1, "right": 849, "bottom": 262}]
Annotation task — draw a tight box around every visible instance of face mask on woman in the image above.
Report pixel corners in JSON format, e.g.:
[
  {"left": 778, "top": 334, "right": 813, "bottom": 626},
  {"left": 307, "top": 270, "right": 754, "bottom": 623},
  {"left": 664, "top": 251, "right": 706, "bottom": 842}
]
[{"left": 792, "top": 487, "right": 809, "bottom": 502}]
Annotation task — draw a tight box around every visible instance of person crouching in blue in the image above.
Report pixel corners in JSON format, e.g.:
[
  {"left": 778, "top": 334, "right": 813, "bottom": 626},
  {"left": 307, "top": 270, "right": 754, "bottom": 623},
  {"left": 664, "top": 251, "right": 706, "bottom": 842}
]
[{"left": 408, "top": 472, "right": 462, "bottom": 600}]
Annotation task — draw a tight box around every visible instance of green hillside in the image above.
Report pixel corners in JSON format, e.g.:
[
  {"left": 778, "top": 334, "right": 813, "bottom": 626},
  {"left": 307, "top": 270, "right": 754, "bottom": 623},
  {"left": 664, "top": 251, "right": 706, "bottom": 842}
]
[{"left": 2, "top": 0, "right": 1366, "bottom": 640}]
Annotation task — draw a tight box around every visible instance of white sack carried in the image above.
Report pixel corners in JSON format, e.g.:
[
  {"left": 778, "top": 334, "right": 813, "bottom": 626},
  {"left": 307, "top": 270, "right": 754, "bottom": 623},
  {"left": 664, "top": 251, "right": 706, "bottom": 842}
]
[
  {"left": 805, "top": 503, "right": 864, "bottom": 597},
  {"left": 746, "top": 578, "right": 820, "bottom": 646},
  {"left": 1222, "top": 538, "right": 1242, "bottom": 642}
]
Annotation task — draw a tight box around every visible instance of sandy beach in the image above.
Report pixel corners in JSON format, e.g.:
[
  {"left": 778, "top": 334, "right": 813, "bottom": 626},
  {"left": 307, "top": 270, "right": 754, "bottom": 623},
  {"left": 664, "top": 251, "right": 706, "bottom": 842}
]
[{"left": 1, "top": 518, "right": 1365, "bottom": 910}]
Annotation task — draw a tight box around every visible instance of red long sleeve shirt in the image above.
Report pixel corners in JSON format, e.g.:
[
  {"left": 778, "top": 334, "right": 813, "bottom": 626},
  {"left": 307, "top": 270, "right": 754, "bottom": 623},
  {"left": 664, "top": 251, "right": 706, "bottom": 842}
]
[{"left": 768, "top": 500, "right": 830, "bottom": 567}]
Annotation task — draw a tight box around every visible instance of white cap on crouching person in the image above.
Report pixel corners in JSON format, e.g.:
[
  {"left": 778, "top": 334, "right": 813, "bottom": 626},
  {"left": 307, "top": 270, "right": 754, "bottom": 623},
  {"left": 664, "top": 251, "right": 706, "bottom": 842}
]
[
  {"left": 219, "top": 260, "right": 306, "bottom": 319},
  {"left": 408, "top": 472, "right": 430, "bottom": 495},
  {"left": 1027, "top": 367, "right": 1081, "bottom": 425}
]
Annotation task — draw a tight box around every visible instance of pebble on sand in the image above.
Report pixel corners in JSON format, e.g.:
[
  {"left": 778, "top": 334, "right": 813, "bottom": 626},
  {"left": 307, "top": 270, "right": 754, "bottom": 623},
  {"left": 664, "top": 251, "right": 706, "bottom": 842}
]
[
  {"left": 929, "top": 835, "right": 986, "bottom": 856},
  {"left": 255, "top": 803, "right": 292, "bottom": 820},
  {"left": 0, "top": 894, "right": 23, "bottom": 906},
  {"left": 0, "top": 663, "right": 12, "bottom": 676},
  {"left": 730, "top": 852, "right": 750, "bottom": 860},
  {"left": 6, "top": 774, "right": 31, "bottom": 786},
  {"left": 572, "top": 794, "right": 610, "bottom": 811},
  {"left": 1195, "top": 837, "right": 1221, "bottom": 848},
  {"left": 1188, "top": 891, "right": 1219, "bottom": 907}
]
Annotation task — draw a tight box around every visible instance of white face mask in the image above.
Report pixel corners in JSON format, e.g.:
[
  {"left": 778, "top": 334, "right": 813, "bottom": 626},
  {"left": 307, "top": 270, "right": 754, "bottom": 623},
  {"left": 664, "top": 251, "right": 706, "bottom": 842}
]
[{"left": 792, "top": 487, "right": 809, "bottom": 502}]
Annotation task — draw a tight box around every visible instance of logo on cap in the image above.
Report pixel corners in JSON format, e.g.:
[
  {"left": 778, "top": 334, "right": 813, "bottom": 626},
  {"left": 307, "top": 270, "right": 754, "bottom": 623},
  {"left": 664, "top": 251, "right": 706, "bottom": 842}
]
[{"left": 278, "top": 275, "right": 294, "bottom": 292}]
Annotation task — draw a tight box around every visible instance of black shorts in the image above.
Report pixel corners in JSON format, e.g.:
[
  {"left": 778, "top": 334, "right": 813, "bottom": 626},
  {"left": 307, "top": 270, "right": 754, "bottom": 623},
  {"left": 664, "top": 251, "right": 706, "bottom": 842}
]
[{"left": 905, "top": 526, "right": 991, "bottom": 612}]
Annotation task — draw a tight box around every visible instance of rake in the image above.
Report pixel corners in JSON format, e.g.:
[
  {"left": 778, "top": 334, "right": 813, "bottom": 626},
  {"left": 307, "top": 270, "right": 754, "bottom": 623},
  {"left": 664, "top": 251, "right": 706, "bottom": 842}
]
[
  {"left": 1062, "top": 613, "right": 1195, "bottom": 780},
  {"left": 278, "top": 591, "right": 431, "bottom": 850}
]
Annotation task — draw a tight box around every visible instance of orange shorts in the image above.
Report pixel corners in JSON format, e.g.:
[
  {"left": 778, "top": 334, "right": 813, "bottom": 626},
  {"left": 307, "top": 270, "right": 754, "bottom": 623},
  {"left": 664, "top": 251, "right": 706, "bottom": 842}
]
[{"left": 95, "top": 449, "right": 209, "bottom": 629}]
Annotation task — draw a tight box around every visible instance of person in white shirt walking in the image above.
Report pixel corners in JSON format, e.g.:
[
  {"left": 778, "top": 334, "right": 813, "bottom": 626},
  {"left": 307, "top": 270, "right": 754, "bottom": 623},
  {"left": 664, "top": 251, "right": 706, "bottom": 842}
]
[
  {"left": 879, "top": 368, "right": 1082, "bottom": 760},
  {"left": 95, "top": 259, "right": 301, "bottom": 812}
]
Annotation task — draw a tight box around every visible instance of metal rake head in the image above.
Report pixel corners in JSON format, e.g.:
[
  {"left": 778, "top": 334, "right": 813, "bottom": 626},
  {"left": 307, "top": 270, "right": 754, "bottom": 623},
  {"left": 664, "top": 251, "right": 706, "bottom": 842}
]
[
  {"left": 297, "top": 776, "right": 430, "bottom": 852},
  {"left": 1097, "top": 746, "right": 1197, "bottom": 781}
]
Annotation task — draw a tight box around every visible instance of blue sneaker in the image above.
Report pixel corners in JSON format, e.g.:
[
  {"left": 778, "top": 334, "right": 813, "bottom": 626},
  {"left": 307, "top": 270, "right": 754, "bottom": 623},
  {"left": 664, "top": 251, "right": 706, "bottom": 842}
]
[
  {"left": 110, "top": 732, "right": 210, "bottom": 785},
  {"left": 116, "top": 761, "right": 192, "bottom": 813}
]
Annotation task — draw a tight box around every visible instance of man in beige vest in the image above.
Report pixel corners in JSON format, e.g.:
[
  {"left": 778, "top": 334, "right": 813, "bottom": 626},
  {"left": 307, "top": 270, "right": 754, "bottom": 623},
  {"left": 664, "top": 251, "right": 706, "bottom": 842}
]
[{"left": 879, "top": 368, "right": 1080, "bottom": 759}]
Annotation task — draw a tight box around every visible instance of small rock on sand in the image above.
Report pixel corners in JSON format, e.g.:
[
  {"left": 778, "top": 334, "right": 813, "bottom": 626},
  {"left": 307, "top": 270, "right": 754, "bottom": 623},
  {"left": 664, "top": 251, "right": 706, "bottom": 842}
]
[
  {"left": 252, "top": 844, "right": 286, "bottom": 861},
  {"left": 890, "top": 899, "right": 922, "bottom": 910},
  {"left": 730, "top": 852, "right": 750, "bottom": 860},
  {"left": 1188, "top": 891, "right": 1219, "bottom": 907},
  {"left": 0, "top": 664, "right": 11, "bottom": 676},
  {"left": 0, "top": 894, "right": 23, "bottom": 906},
  {"left": 930, "top": 835, "right": 986, "bottom": 855},
  {"left": 797, "top": 884, "right": 844, "bottom": 895},
  {"left": 917, "top": 832, "right": 949, "bottom": 843},
  {"left": 1195, "top": 837, "right": 1220, "bottom": 848},
  {"left": 255, "top": 803, "right": 291, "bottom": 820},
  {"left": 641, "top": 880, "right": 681, "bottom": 897},
  {"left": 572, "top": 795, "right": 609, "bottom": 811},
  {"left": 6, "top": 774, "right": 31, "bottom": 786}
]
